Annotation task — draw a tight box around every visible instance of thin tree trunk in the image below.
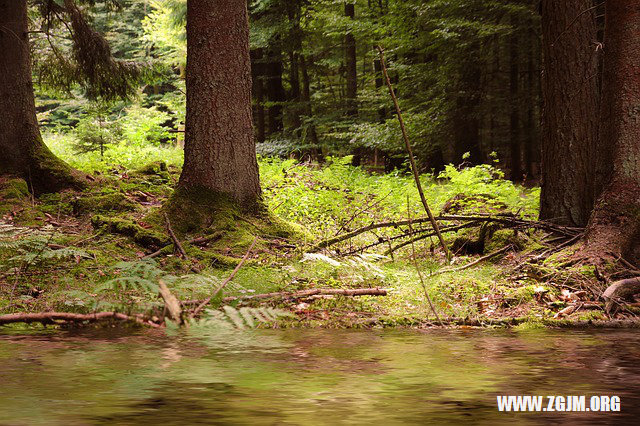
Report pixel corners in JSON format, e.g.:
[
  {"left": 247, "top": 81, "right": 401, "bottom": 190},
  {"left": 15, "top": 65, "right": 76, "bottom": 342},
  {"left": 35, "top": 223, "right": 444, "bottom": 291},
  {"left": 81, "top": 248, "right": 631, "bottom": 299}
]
[
  {"left": 344, "top": 2, "right": 358, "bottom": 116},
  {"left": 251, "top": 49, "right": 266, "bottom": 143},
  {"left": 0, "top": 0, "right": 84, "bottom": 194},
  {"left": 266, "top": 47, "right": 285, "bottom": 135},
  {"left": 287, "top": 3, "right": 303, "bottom": 136},
  {"left": 179, "top": 0, "right": 261, "bottom": 208},
  {"left": 509, "top": 15, "right": 522, "bottom": 181},
  {"left": 583, "top": 2, "right": 640, "bottom": 265},
  {"left": 453, "top": 58, "right": 482, "bottom": 164},
  {"left": 540, "top": 0, "right": 600, "bottom": 226},
  {"left": 300, "top": 55, "right": 320, "bottom": 149},
  {"left": 524, "top": 29, "right": 538, "bottom": 179}
]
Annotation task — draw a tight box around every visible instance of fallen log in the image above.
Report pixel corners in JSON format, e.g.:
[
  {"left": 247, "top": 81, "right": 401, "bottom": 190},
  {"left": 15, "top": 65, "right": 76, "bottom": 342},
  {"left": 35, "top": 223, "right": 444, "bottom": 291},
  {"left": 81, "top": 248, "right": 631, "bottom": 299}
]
[
  {"left": 0, "top": 312, "right": 160, "bottom": 327},
  {"left": 602, "top": 277, "right": 640, "bottom": 314},
  {"left": 222, "top": 287, "right": 388, "bottom": 303}
]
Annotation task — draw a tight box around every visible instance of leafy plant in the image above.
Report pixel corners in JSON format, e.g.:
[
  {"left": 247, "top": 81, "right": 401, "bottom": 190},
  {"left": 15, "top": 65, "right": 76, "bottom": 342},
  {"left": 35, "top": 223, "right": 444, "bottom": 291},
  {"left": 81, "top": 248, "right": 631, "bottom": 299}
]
[
  {"left": 0, "top": 223, "right": 91, "bottom": 272},
  {"left": 119, "top": 104, "right": 172, "bottom": 147}
]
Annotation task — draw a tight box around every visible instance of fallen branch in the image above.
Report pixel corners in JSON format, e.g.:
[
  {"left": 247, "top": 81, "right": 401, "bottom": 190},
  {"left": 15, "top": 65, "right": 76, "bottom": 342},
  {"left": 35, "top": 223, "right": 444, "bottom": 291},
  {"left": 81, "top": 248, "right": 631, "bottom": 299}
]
[
  {"left": 191, "top": 237, "right": 258, "bottom": 317},
  {"left": 340, "top": 222, "right": 479, "bottom": 256},
  {"left": 222, "top": 287, "right": 388, "bottom": 303},
  {"left": 312, "top": 214, "right": 582, "bottom": 252},
  {"left": 0, "top": 311, "right": 160, "bottom": 328},
  {"left": 433, "top": 245, "right": 513, "bottom": 275},
  {"left": 383, "top": 222, "right": 479, "bottom": 255},
  {"left": 164, "top": 213, "right": 188, "bottom": 259},
  {"left": 144, "top": 232, "right": 223, "bottom": 259}
]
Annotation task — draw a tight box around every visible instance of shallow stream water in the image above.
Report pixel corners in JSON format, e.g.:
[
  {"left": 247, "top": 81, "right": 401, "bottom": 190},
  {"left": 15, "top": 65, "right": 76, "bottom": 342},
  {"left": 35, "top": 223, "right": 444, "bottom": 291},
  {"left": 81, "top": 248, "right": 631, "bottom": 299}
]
[{"left": 1, "top": 328, "right": 638, "bottom": 425}]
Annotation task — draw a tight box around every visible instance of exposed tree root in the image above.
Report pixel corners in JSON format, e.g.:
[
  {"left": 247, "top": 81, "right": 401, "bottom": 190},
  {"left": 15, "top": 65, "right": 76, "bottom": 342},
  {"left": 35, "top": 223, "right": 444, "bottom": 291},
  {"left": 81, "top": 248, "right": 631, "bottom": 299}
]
[{"left": 602, "top": 277, "right": 640, "bottom": 314}]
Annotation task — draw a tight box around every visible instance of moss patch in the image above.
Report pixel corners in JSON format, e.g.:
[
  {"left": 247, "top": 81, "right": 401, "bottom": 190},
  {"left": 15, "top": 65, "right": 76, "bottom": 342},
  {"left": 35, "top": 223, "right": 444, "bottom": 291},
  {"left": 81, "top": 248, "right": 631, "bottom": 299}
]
[
  {"left": 135, "top": 161, "right": 168, "bottom": 175},
  {"left": 73, "top": 193, "right": 137, "bottom": 215},
  {"left": 0, "top": 178, "right": 30, "bottom": 201},
  {"left": 91, "top": 215, "right": 167, "bottom": 249}
]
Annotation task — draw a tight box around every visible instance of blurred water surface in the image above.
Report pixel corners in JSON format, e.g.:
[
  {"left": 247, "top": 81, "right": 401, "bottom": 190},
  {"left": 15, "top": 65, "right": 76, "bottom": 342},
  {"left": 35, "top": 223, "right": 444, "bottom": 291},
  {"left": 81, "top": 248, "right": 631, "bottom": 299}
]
[{"left": 1, "top": 327, "right": 638, "bottom": 425}]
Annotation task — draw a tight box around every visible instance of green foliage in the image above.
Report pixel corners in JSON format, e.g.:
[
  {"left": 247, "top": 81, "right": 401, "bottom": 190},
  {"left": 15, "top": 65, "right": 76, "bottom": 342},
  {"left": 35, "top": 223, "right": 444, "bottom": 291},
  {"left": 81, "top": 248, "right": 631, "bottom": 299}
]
[
  {"left": 72, "top": 102, "right": 120, "bottom": 155},
  {"left": 437, "top": 163, "right": 539, "bottom": 215},
  {"left": 0, "top": 224, "right": 90, "bottom": 272},
  {"left": 142, "top": 0, "right": 187, "bottom": 66},
  {"left": 98, "top": 259, "right": 167, "bottom": 294},
  {"left": 260, "top": 156, "right": 538, "bottom": 241},
  {"left": 45, "top": 132, "right": 183, "bottom": 173},
  {"left": 119, "top": 104, "right": 172, "bottom": 146}
]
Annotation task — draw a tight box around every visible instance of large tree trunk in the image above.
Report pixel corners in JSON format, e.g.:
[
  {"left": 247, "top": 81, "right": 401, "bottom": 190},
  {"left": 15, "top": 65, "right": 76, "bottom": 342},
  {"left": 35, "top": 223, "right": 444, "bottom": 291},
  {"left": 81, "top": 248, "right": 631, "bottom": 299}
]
[
  {"left": 583, "top": 2, "right": 640, "bottom": 265},
  {"left": 0, "top": 0, "right": 84, "bottom": 194},
  {"left": 539, "top": 0, "right": 600, "bottom": 226},
  {"left": 179, "top": 0, "right": 261, "bottom": 208}
]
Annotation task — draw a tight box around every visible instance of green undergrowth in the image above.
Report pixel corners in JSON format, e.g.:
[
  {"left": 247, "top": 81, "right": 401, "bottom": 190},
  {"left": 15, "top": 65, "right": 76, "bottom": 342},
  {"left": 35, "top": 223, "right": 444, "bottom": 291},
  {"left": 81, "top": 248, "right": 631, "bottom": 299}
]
[{"left": 0, "top": 138, "right": 602, "bottom": 330}]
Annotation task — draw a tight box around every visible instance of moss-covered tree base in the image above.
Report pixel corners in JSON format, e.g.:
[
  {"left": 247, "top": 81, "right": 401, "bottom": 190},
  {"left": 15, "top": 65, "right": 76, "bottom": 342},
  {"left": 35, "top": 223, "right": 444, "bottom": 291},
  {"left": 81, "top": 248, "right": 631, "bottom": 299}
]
[
  {"left": 152, "top": 185, "right": 304, "bottom": 258},
  {"left": 1, "top": 144, "right": 87, "bottom": 196},
  {"left": 26, "top": 144, "right": 88, "bottom": 195}
]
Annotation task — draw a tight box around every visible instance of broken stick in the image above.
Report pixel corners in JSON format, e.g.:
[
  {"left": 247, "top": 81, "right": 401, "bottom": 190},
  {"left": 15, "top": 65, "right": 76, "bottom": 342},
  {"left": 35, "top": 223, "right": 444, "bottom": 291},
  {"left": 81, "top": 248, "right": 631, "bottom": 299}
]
[
  {"left": 164, "top": 212, "right": 188, "bottom": 259},
  {"left": 191, "top": 237, "right": 258, "bottom": 317}
]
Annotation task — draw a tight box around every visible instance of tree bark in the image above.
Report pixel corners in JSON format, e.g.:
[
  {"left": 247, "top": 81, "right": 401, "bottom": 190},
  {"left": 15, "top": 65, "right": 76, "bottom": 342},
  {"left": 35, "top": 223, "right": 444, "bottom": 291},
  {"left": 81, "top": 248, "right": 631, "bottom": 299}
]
[
  {"left": 540, "top": 0, "right": 600, "bottom": 226},
  {"left": 179, "top": 0, "right": 261, "bottom": 208},
  {"left": 344, "top": 2, "right": 358, "bottom": 116},
  {"left": 583, "top": 2, "right": 640, "bottom": 265},
  {"left": 0, "top": 0, "right": 84, "bottom": 194}
]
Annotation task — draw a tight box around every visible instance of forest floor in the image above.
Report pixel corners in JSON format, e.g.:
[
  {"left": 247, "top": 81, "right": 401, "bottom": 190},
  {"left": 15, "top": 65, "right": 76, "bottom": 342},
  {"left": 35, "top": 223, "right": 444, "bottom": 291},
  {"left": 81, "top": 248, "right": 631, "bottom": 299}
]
[{"left": 1, "top": 138, "right": 638, "bottom": 330}]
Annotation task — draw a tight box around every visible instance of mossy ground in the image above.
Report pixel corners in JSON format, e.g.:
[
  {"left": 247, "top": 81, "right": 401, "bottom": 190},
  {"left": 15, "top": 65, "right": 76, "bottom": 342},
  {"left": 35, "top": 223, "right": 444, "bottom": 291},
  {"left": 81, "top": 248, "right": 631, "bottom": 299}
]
[{"left": 0, "top": 157, "right": 623, "bottom": 330}]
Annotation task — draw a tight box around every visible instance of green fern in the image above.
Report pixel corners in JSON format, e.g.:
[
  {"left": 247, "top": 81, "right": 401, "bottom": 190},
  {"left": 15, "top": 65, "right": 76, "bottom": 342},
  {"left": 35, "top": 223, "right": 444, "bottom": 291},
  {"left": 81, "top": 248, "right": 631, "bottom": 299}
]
[
  {"left": 193, "top": 306, "right": 293, "bottom": 329},
  {"left": 0, "top": 222, "right": 90, "bottom": 271},
  {"left": 99, "top": 259, "right": 172, "bottom": 294}
]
